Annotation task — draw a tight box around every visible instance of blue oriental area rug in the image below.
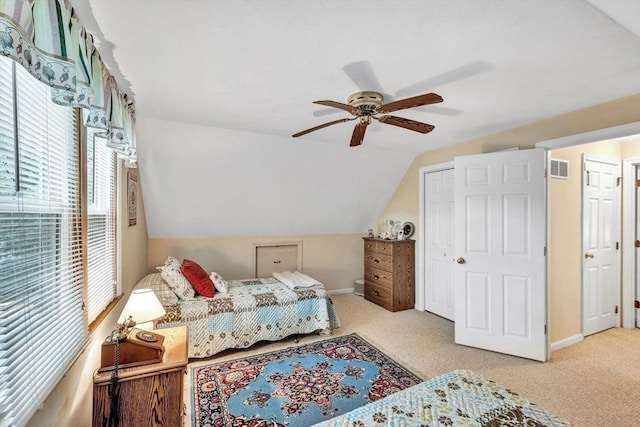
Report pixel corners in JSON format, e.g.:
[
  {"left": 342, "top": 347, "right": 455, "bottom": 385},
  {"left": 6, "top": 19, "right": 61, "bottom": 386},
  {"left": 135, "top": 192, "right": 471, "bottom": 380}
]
[{"left": 191, "top": 333, "right": 422, "bottom": 427}]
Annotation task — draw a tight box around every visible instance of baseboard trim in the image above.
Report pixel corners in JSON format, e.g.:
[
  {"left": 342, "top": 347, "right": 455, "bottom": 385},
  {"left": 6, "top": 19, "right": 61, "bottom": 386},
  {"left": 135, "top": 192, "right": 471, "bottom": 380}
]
[
  {"left": 328, "top": 287, "right": 354, "bottom": 295},
  {"left": 551, "top": 333, "right": 584, "bottom": 352}
]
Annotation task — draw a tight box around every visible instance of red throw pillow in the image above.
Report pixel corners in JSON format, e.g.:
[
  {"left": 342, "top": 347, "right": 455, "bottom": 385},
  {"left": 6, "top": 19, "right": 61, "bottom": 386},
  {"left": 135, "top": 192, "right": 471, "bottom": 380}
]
[{"left": 182, "top": 259, "right": 215, "bottom": 297}]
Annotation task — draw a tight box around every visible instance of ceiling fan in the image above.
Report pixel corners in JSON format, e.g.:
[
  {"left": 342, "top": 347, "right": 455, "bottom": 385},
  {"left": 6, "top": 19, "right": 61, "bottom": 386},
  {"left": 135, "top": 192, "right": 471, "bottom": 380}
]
[{"left": 292, "top": 91, "right": 443, "bottom": 147}]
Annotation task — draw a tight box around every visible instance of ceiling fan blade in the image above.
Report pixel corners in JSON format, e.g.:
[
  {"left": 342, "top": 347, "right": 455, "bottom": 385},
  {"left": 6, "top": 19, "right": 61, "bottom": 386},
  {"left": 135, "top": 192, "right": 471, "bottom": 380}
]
[
  {"left": 313, "top": 107, "right": 341, "bottom": 117},
  {"left": 292, "top": 117, "right": 354, "bottom": 138},
  {"left": 313, "top": 100, "right": 358, "bottom": 115},
  {"left": 378, "top": 92, "right": 443, "bottom": 113},
  {"left": 377, "top": 115, "right": 435, "bottom": 134},
  {"left": 395, "top": 61, "right": 491, "bottom": 97},
  {"left": 343, "top": 61, "right": 385, "bottom": 93},
  {"left": 350, "top": 121, "right": 368, "bottom": 147}
]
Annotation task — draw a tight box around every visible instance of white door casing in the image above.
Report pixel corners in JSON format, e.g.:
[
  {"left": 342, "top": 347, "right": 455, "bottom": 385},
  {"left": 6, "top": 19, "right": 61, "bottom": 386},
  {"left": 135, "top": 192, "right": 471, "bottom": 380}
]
[
  {"left": 636, "top": 165, "right": 639, "bottom": 327},
  {"left": 582, "top": 155, "right": 621, "bottom": 336},
  {"left": 454, "top": 148, "right": 548, "bottom": 361},
  {"left": 424, "top": 169, "right": 455, "bottom": 320},
  {"left": 621, "top": 157, "right": 640, "bottom": 329}
]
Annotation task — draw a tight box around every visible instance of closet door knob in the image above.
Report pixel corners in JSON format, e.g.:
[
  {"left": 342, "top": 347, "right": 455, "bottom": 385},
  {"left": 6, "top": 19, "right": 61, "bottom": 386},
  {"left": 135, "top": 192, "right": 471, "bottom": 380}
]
[{"left": 456, "top": 257, "right": 466, "bottom": 264}]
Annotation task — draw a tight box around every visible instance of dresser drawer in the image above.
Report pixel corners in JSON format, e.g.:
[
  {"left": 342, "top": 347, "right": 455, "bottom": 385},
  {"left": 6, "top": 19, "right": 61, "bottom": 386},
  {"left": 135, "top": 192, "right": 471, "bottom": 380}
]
[
  {"left": 364, "top": 252, "right": 393, "bottom": 271},
  {"left": 364, "top": 239, "right": 377, "bottom": 252},
  {"left": 364, "top": 266, "right": 392, "bottom": 288},
  {"left": 364, "top": 281, "right": 393, "bottom": 310},
  {"left": 376, "top": 240, "right": 394, "bottom": 256}
]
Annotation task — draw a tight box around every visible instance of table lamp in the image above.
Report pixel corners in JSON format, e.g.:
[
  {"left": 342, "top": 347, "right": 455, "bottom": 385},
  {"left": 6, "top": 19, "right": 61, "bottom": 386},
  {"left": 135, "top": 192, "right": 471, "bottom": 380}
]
[
  {"left": 100, "top": 288, "right": 167, "bottom": 371},
  {"left": 118, "top": 288, "right": 166, "bottom": 332}
]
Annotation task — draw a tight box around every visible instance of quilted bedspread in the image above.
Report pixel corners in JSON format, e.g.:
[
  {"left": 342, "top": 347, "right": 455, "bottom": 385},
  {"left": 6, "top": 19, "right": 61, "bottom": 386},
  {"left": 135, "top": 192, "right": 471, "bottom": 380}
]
[
  {"left": 155, "top": 277, "right": 340, "bottom": 358},
  {"left": 314, "top": 370, "right": 571, "bottom": 427}
]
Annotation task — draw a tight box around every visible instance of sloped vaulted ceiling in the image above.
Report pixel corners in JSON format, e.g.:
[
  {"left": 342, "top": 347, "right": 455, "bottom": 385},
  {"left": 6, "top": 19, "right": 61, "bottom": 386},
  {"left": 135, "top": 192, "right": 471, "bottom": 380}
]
[
  {"left": 71, "top": 0, "right": 640, "bottom": 238},
  {"left": 137, "top": 118, "right": 414, "bottom": 237}
]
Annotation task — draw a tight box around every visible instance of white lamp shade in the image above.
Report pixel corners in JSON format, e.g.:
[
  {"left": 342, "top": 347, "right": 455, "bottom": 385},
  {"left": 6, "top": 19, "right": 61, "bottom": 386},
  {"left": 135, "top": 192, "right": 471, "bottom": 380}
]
[{"left": 118, "top": 288, "right": 166, "bottom": 324}]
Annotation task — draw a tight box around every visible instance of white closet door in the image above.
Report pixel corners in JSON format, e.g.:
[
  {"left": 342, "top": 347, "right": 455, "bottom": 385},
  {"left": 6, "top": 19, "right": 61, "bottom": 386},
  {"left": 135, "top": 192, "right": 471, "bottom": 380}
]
[
  {"left": 424, "top": 169, "right": 455, "bottom": 320},
  {"left": 582, "top": 156, "right": 621, "bottom": 336}
]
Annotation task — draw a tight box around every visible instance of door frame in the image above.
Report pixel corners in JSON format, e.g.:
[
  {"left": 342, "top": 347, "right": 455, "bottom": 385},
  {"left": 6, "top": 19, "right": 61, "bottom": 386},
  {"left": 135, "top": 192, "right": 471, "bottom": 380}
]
[
  {"left": 622, "top": 157, "right": 640, "bottom": 328},
  {"left": 537, "top": 121, "right": 640, "bottom": 331},
  {"left": 417, "top": 161, "right": 453, "bottom": 311}
]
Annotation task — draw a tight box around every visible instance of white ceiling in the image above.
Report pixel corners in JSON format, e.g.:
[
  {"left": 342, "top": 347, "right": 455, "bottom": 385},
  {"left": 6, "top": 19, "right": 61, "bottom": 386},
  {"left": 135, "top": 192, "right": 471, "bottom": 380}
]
[
  {"left": 69, "top": 0, "right": 640, "bottom": 238},
  {"left": 73, "top": 0, "right": 640, "bottom": 153}
]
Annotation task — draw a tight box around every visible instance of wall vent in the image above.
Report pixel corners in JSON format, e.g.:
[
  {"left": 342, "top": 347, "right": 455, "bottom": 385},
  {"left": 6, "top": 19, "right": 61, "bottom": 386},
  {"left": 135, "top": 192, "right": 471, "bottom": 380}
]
[{"left": 549, "top": 158, "right": 569, "bottom": 179}]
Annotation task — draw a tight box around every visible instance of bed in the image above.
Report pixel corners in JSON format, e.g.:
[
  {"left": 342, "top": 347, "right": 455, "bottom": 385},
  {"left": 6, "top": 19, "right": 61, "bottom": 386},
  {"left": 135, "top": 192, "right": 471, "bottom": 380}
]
[
  {"left": 135, "top": 272, "right": 340, "bottom": 358},
  {"left": 314, "top": 369, "right": 571, "bottom": 426}
]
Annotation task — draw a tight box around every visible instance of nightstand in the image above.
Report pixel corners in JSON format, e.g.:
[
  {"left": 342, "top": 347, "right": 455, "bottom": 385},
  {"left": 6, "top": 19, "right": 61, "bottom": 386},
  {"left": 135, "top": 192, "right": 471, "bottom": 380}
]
[{"left": 92, "top": 326, "right": 188, "bottom": 427}]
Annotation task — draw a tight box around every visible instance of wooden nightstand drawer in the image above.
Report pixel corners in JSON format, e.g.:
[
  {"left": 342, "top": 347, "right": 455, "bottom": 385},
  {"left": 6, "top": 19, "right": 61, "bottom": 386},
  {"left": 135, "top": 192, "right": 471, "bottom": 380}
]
[
  {"left": 364, "top": 266, "right": 392, "bottom": 288},
  {"left": 364, "top": 252, "right": 393, "bottom": 271},
  {"left": 364, "top": 281, "right": 393, "bottom": 310}
]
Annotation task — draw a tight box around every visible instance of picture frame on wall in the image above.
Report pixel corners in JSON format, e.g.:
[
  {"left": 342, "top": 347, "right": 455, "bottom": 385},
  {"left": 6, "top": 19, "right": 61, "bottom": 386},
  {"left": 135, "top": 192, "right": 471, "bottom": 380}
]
[{"left": 128, "top": 170, "right": 138, "bottom": 226}]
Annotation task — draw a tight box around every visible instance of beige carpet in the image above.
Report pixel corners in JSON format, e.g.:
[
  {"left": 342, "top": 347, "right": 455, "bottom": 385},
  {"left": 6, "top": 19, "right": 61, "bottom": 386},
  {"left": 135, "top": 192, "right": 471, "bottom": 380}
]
[{"left": 188, "top": 293, "right": 640, "bottom": 426}]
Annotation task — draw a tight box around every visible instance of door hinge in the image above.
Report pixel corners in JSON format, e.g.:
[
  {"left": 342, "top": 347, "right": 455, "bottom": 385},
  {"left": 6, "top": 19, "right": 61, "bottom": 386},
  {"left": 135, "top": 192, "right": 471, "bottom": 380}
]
[
  {"left": 544, "top": 325, "right": 547, "bottom": 335},
  {"left": 636, "top": 179, "right": 640, "bottom": 188},
  {"left": 616, "top": 176, "right": 622, "bottom": 187},
  {"left": 635, "top": 300, "right": 640, "bottom": 309},
  {"left": 615, "top": 241, "right": 619, "bottom": 250},
  {"left": 543, "top": 246, "right": 547, "bottom": 256},
  {"left": 544, "top": 168, "right": 547, "bottom": 178},
  {"left": 615, "top": 305, "right": 619, "bottom": 314},
  {"left": 635, "top": 240, "right": 640, "bottom": 248}
]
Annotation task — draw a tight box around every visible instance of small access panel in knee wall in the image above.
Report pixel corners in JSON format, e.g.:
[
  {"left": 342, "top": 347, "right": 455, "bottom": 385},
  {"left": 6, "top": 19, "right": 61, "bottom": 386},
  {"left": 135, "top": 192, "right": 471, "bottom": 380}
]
[{"left": 254, "top": 242, "right": 302, "bottom": 278}]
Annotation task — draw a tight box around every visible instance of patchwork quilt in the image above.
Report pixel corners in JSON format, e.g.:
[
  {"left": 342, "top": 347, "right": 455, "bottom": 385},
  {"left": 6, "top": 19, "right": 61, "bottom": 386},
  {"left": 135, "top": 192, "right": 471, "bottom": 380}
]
[
  {"left": 314, "top": 369, "right": 572, "bottom": 426},
  {"left": 153, "top": 276, "right": 340, "bottom": 358}
]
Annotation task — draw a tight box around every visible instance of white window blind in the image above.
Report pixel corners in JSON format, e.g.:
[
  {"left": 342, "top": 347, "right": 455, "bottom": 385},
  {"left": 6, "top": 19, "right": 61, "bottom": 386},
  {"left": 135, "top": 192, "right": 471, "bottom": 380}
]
[
  {"left": 0, "top": 58, "right": 87, "bottom": 427},
  {"left": 86, "top": 127, "right": 116, "bottom": 324}
]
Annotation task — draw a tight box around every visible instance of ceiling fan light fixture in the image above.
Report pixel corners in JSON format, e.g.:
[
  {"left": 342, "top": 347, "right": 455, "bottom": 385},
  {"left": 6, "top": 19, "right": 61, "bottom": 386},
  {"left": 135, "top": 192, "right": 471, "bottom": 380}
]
[{"left": 347, "top": 91, "right": 383, "bottom": 111}]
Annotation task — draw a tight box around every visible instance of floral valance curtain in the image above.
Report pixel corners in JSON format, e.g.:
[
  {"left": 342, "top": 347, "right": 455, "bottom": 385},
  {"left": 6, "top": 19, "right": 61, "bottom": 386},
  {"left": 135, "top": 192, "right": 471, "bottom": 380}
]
[{"left": 0, "top": 0, "right": 136, "bottom": 165}]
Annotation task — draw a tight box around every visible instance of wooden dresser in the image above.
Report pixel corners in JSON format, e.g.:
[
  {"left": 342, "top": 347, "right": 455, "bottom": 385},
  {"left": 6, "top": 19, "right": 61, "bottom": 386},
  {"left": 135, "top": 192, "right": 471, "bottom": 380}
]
[
  {"left": 93, "top": 326, "right": 188, "bottom": 427},
  {"left": 363, "top": 238, "right": 415, "bottom": 312}
]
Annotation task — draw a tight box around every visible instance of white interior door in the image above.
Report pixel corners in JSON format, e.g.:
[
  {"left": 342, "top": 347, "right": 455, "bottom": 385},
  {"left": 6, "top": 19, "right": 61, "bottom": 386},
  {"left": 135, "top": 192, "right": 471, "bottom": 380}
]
[
  {"left": 454, "top": 148, "right": 547, "bottom": 361},
  {"left": 582, "top": 155, "right": 620, "bottom": 336},
  {"left": 424, "top": 169, "right": 455, "bottom": 320}
]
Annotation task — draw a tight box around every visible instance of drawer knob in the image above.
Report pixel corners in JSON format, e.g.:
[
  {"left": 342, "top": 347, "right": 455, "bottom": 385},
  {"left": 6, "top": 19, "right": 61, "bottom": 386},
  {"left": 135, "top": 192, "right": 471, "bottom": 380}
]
[
  {"left": 374, "top": 259, "right": 379, "bottom": 263},
  {"left": 374, "top": 274, "right": 379, "bottom": 280},
  {"left": 374, "top": 290, "right": 380, "bottom": 296}
]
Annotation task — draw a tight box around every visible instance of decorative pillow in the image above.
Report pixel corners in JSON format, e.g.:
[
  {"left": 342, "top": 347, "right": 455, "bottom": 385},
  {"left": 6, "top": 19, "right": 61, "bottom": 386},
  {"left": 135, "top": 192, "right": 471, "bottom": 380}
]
[
  {"left": 134, "top": 273, "right": 179, "bottom": 306},
  {"left": 157, "top": 256, "right": 195, "bottom": 300},
  {"left": 209, "top": 271, "right": 228, "bottom": 293},
  {"left": 163, "top": 255, "right": 182, "bottom": 270},
  {"left": 182, "top": 259, "right": 215, "bottom": 298}
]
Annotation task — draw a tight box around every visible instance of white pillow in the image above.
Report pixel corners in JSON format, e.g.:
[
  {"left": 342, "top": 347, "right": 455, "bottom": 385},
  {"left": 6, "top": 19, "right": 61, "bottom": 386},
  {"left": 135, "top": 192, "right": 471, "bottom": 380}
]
[
  {"left": 156, "top": 256, "right": 195, "bottom": 300},
  {"left": 209, "top": 272, "right": 228, "bottom": 293}
]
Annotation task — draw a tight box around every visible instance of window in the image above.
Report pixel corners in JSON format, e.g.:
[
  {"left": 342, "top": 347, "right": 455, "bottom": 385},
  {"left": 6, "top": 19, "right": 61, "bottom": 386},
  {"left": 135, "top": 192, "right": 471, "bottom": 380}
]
[
  {"left": 0, "top": 54, "right": 116, "bottom": 426},
  {"left": 86, "top": 128, "right": 116, "bottom": 324}
]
